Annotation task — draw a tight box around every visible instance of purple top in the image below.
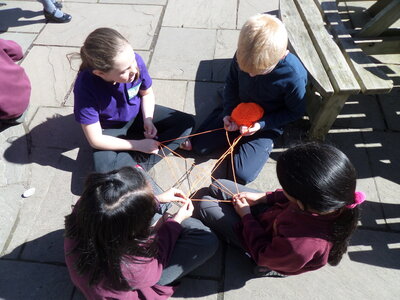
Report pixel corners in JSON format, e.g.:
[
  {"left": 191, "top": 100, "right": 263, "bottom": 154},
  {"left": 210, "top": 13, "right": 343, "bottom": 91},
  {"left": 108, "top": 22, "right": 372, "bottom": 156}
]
[
  {"left": 0, "top": 39, "right": 31, "bottom": 119},
  {"left": 73, "top": 53, "right": 152, "bottom": 129},
  {"left": 237, "top": 190, "right": 340, "bottom": 275},
  {"left": 65, "top": 218, "right": 182, "bottom": 300}
]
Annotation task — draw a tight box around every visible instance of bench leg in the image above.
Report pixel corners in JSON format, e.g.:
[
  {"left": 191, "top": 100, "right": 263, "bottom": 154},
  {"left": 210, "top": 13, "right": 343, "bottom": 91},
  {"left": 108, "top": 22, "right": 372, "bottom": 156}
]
[{"left": 308, "top": 93, "right": 350, "bottom": 140}]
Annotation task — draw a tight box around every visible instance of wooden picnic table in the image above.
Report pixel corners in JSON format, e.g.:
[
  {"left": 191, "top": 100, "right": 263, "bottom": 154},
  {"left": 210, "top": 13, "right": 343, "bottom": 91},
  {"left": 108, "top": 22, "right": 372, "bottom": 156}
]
[
  {"left": 280, "top": 0, "right": 394, "bottom": 140},
  {"left": 356, "top": 0, "right": 400, "bottom": 37}
]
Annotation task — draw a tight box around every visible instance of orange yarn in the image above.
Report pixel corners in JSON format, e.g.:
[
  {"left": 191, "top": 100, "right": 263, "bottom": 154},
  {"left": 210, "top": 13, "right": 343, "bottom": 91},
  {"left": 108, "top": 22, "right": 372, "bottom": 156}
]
[{"left": 231, "top": 102, "right": 264, "bottom": 127}]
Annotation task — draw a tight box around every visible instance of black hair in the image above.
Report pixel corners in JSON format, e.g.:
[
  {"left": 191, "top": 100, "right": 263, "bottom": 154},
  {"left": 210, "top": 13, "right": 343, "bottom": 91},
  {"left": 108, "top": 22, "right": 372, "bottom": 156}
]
[
  {"left": 65, "top": 167, "right": 158, "bottom": 290},
  {"left": 276, "top": 142, "right": 360, "bottom": 266}
]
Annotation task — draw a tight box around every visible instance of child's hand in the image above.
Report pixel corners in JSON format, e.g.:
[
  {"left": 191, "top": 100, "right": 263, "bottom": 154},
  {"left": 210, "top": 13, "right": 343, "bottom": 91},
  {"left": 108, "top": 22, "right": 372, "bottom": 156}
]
[
  {"left": 240, "top": 122, "right": 261, "bottom": 136},
  {"left": 135, "top": 139, "right": 160, "bottom": 154},
  {"left": 223, "top": 116, "right": 239, "bottom": 132},
  {"left": 173, "top": 199, "right": 194, "bottom": 224},
  {"left": 143, "top": 118, "right": 158, "bottom": 139},
  {"left": 157, "top": 188, "right": 187, "bottom": 204},
  {"left": 233, "top": 196, "right": 251, "bottom": 217},
  {"left": 233, "top": 192, "right": 266, "bottom": 206}
]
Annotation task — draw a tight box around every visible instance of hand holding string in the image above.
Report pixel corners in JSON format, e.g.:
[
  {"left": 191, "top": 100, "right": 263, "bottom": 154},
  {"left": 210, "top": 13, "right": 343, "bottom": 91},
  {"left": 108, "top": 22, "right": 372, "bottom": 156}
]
[
  {"left": 233, "top": 196, "right": 251, "bottom": 217},
  {"left": 157, "top": 188, "right": 188, "bottom": 204}
]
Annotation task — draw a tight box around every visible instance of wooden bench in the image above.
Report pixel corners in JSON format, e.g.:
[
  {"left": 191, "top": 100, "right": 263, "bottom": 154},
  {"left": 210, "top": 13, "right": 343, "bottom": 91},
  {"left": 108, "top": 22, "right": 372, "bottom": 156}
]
[{"left": 280, "top": 0, "right": 393, "bottom": 140}]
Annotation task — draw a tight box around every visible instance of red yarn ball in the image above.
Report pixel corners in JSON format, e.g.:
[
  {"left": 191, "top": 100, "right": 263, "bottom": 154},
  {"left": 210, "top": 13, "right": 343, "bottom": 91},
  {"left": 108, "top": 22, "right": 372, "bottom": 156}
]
[{"left": 231, "top": 102, "right": 264, "bottom": 127}]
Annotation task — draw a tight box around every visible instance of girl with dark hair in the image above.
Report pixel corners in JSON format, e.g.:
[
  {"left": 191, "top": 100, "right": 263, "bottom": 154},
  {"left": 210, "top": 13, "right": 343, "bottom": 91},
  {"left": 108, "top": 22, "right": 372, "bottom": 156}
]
[
  {"left": 196, "top": 142, "right": 364, "bottom": 276},
  {"left": 74, "top": 28, "right": 194, "bottom": 173},
  {"left": 65, "top": 167, "right": 218, "bottom": 299}
]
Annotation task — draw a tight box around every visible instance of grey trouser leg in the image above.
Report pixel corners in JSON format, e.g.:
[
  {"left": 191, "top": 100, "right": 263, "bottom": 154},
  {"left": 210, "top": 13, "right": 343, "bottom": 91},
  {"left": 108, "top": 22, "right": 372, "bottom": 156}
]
[
  {"left": 195, "top": 179, "right": 265, "bottom": 248},
  {"left": 158, "top": 217, "right": 219, "bottom": 285}
]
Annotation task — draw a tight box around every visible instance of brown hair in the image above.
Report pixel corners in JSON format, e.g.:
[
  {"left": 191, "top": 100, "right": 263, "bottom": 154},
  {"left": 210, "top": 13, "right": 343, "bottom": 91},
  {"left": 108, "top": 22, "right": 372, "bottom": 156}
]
[
  {"left": 237, "top": 14, "right": 288, "bottom": 75},
  {"left": 79, "top": 27, "right": 130, "bottom": 72}
]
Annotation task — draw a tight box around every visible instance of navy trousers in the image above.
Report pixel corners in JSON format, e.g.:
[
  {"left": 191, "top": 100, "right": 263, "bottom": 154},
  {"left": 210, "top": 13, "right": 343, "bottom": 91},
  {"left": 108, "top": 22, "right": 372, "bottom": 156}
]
[{"left": 192, "top": 107, "right": 280, "bottom": 184}]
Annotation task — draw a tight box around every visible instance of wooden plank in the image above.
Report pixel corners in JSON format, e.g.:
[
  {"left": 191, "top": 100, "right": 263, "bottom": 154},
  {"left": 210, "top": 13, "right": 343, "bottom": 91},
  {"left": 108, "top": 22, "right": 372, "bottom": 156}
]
[
  {"left": 319, "top": 0, "right": 393, "bottom": 94},
  {"left": 355, "top": 36, "right": 400, "bottom": 54},
  {"left": 295, "top": 0, "right": 361, "bottom": 93},
  {"left": 367, "top": 0, "right": 393, "bottom": 17},
  {"left": 280, "top": 0, "right": 334, "bottom": 97},
  {"left": 356, "top": 0, "right": 400, "bottom": 37},
  {"left": 309, "top": 93, "right": 351, "bottom": 140}
]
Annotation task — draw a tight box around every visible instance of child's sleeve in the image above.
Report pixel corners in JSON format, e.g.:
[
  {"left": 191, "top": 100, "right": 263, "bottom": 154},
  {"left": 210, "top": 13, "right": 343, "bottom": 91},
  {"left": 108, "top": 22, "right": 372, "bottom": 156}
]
[
  {"left": 136, "top": 53, "right": 153, "bottom": 90},
  {"left": 155, "top": 219, "right": 183, "bottom": 266},
  {"left": 222, "top": 55, "right": 240, "bottom": 117},
  {"left": 258, "top": 77, "right": 307, "bottom": 130},
  {"left": 240, "top": 214, "right": 328, "bottom": 274},
  {"left": 73, "top": 82, "right": 100, "bottom": 125},
  {"left": 0, "top": 39, "right": 23, "bottom": 62}
]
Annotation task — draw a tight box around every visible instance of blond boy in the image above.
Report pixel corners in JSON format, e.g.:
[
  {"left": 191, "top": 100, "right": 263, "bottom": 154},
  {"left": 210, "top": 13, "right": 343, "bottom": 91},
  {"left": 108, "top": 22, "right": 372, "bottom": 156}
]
[{"left": 192, "top": 14, "right": 307, "bottom": 184}]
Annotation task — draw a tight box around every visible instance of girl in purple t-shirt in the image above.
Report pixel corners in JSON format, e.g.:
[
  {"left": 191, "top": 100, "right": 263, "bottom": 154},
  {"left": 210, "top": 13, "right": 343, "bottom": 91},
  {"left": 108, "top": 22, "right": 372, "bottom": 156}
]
[{"left": 74, "top": 28, "right": 194, "bottom": 172}]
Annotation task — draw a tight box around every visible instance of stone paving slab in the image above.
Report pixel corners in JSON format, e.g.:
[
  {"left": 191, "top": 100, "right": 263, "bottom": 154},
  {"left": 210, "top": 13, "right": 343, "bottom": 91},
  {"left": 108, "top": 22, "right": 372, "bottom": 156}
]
[
  {"left": 152, "top": 79, "right": 188, "bottom": 111},
  {"left": 361, "top": 131, "right": 400, "bottom": 231},
  {"left": 0, "top": 125, "right": 30, "bottom": 187},
  {"left": 0, "top": 1, "right": 45, "bottom": 33},
  {"left": 150, "top": 27, "right": 216, "bottom": 81},
  {"left": 99, "top": 0, "right": 166, "bottom": 4},
  {"left": 212, "top": 30, "right": 240, "bottom": 82},
  {"left": 21, "top": 46, "right": 78, "bottom": 123},
  {"left": 326, "top": 131, "right": 385, "bottom": 229},
  {"left": 223, "top": 229, "right": 400, "bottom": 299},
  {"left": 171, "top": 278, "right": 220, "bottom": 299},
  {"left": 379, "top": 90, "right": 400, "bottom": 131},
  {"left": 237, "top": 0, "right": 279, "bottom": 29},
  {"left": 0, "top": 260, "right": 74, "bottom": 300},
  {"left": 163, "top": 0, "right": 236, "bottom": 29},
  {"left": 0, "top": 185, "right": 24, "bottom": 254},
  {"left": 333, "top": 95, "right": 387, "bottom": 130},
  {"left": 184, "top": 81, "right": 223, "bottom": 128},
  {"left": 35, "top": 2, "right": 162, "bottom": 50},
  {"left": 28, "top": 107, "right": 86, "bottom": 149}
]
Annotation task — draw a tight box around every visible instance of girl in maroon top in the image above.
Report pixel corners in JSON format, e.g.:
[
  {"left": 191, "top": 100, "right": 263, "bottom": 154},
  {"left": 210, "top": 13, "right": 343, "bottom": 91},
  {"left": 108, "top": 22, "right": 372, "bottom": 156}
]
[
  {"left": 64, "top": 167, "right": 218, "bottom": 299},
  {"left": 197, "top": 142, "right": 364, "bottom": 276}
]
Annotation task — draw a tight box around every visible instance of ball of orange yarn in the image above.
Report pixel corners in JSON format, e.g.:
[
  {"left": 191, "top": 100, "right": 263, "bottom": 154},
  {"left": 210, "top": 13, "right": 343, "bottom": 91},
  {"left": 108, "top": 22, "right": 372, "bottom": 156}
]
[{"left": 231, "top": 102, "right": 264, "bottom": 127}]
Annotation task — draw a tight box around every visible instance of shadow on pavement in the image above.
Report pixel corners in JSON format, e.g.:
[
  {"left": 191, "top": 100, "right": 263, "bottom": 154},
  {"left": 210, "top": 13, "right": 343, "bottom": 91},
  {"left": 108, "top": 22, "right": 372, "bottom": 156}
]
[
  {"left": 3, "top": 113, "right": 93, "bottom": 196},
  {"left": 0, "top": 4, "right": 44, "bottom": 32}
]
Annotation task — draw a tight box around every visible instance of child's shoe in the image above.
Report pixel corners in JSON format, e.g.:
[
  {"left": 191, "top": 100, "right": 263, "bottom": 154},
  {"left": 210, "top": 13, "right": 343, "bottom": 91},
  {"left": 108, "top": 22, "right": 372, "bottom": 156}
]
[{"left": 254, "top": 266, "right": 287, "bottom": 278}]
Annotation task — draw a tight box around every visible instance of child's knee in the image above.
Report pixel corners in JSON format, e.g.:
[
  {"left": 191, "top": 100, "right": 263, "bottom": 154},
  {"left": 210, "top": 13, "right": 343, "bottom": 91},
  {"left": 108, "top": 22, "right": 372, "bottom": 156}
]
[{"left": 235, "top": 167, "right": 260, "bottom": 185}]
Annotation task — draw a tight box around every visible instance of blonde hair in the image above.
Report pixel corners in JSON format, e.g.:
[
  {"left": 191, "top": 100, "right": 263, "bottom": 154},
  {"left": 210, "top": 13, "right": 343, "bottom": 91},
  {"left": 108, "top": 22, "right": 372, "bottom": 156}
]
[
  {"left": 237, "top": 14, "right": 288, "bottom": 75},
  {"left": 79, "top": 28, "right": 130, "bottom": 72}
]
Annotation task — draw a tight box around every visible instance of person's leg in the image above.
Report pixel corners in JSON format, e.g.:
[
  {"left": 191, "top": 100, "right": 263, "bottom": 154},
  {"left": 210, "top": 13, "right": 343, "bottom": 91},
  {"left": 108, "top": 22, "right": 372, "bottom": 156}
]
[
  {"left": 126, "top": 105, "right": 195, "bottom": 170},
  {"left": 191, "top": 107, "right": 231, "bottom": 155},
  {"left": 157, "top": 217, "right": 219, "bottom": 285},
  {"left": 231, "top": 130, "right": 279, "bottom": 185},
  {"left": 153, "top": 105, "right": 195, "bottom": 150},
  {"left": 92, "top": 121, "right": 136, "bottom": 173},
  {"left": 195, "top": 197, "right": 242, "bottom": 248},
  {"left": 37, "top": 0, "right": 71, "bottom": 22}
]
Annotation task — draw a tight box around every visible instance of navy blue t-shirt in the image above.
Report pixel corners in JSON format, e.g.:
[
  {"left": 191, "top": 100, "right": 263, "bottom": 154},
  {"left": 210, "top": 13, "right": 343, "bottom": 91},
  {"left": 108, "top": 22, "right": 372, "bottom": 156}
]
[{"left": 223, "top": 52, "right": 307, "bottom": 131}]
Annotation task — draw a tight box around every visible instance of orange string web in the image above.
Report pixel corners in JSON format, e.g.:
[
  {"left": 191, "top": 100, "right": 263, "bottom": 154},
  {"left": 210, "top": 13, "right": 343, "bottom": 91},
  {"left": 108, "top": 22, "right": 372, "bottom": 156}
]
[{"left": 156, "top": 102, "right": 264, "bottom": 203}]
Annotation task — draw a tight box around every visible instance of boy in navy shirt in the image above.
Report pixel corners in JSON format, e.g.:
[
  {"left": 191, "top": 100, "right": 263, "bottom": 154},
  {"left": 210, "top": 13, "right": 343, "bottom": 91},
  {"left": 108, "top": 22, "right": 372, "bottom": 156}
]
[{"left": 192, "top": 14, "right": 307, "bottom": 184}]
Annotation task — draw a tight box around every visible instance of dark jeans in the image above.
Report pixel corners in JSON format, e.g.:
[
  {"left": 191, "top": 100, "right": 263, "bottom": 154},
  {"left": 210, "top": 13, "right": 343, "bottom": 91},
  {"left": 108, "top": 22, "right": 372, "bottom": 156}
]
[
  {"left": 191, "top": 107, "right": 280, "bottom": 184},
  {"left": 93, "top": 105, "right": 195, "bottom": 173}
]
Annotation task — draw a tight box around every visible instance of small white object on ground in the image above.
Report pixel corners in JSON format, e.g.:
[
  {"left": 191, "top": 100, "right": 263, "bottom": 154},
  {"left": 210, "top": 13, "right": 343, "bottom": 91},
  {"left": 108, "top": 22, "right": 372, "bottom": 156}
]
[{"left": 22, "top": 187, "right": 36, "bottom": 198}]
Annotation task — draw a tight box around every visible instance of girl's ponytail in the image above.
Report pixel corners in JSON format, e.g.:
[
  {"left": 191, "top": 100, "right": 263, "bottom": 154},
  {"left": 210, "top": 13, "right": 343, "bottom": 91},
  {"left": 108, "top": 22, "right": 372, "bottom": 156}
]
[{"left": 328, "top": 206, "right": 359, "bottom": 265}]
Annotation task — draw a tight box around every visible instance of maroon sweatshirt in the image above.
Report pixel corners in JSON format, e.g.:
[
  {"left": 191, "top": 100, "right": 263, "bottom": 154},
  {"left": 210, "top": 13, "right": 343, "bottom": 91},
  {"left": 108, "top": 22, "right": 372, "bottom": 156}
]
[
  {"left": 64, "top": 219, "right": 182, "bottom": 300},
  {"left": 0, "top": 39, "right": 31, "bottom": 119},
  {"left": 238, "top": 190, "right": 341, "bottom": 275}
]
